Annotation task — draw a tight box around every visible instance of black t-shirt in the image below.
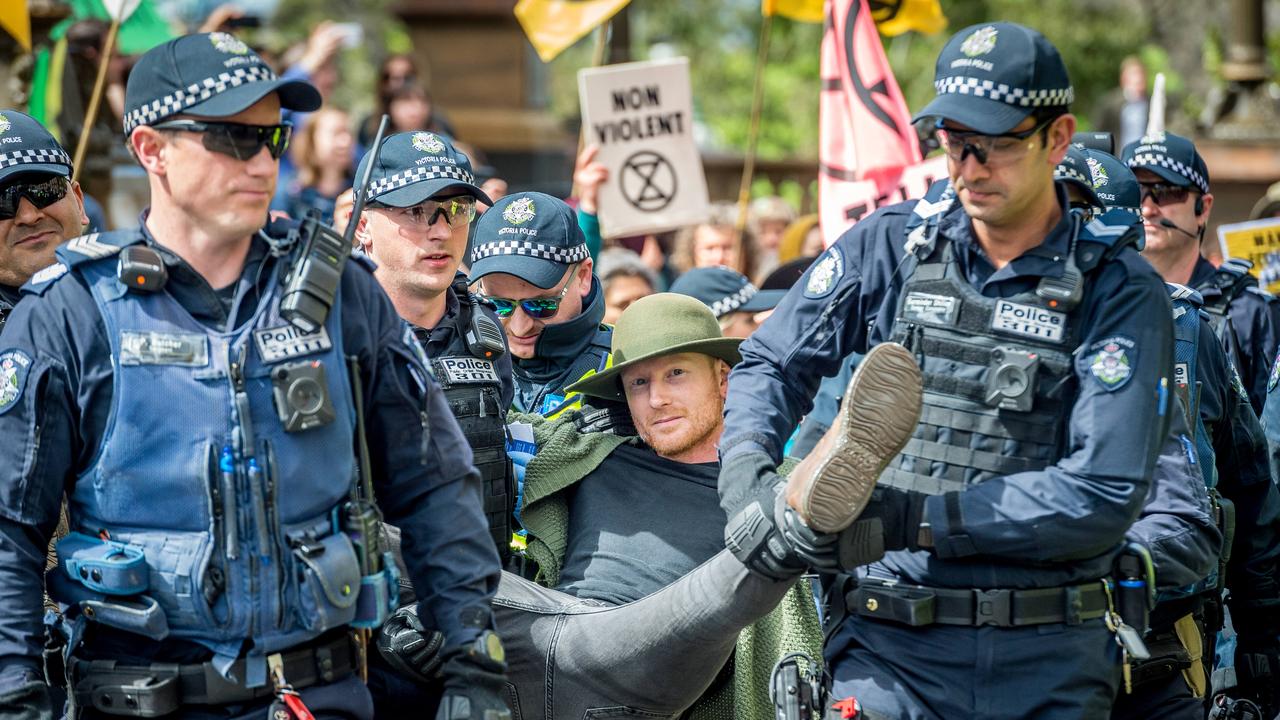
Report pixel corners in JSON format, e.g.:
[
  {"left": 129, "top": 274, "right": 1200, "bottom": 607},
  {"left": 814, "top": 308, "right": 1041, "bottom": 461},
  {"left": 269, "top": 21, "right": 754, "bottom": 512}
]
[{"left": 555, "top": 442, "right": 726, "bottom": 606}]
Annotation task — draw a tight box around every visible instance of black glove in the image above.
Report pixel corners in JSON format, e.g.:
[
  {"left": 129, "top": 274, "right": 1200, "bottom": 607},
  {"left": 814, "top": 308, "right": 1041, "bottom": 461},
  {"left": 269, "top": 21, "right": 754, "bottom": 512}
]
[
  {"left": 435, "top": 632, "right": 512, "bottom": 720},
  {"left": 719, "top": 449, "right": 782, "bottom": 520},
  {"left": 860, "top": 486, "right": 929, "bottom": 553},
  {"left": 377, "top": 603, "right": 447, "bottom": 685},
  {"left": 1231, "top": 645, "right": 1280, "bottom": 718}
]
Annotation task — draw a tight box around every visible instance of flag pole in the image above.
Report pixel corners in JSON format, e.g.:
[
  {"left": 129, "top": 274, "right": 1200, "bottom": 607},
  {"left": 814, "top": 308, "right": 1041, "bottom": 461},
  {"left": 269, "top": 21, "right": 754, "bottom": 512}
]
[
  {"left": 71, "top": 17, "right": 122, "bottom": 183},
  {"left": 733, "top": 10, "right": 774, "bottom": 274},
  {"left": 570, "top": 21, "right": 612, "bottom": 200}
]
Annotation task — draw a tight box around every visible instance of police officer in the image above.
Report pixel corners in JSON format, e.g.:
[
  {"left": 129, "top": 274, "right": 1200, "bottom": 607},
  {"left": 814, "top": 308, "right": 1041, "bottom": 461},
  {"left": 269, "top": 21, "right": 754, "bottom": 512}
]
[
  {"left": 719, "top": 23, "right": 1175, "bottom": 717},
  {"left": 348, "top": 130, "right": 514, "bottom": 560},
  {"left": 0, "top": 110, "right": 89, "bottom": 330},
  {"left": 470, "top": 192, "right": 628, "bottom": 430},
  {"left": 1085, "top": 144, "right": 1280, "bottom": 718},
  {"left": 0, "top": 34, "right": 508, "bottom": 720},
  {"left": 346, "top": 130, "right": 516, "bottom": 718},
  {"left": 1123, "top": 132, "right": 1280, "bottom": 415},
  {"left": 668, "top": 265, "right": 785, "bottom": 338},
  {"left": 1063, "top": 148, "right": 1243, "bottom": 717}
]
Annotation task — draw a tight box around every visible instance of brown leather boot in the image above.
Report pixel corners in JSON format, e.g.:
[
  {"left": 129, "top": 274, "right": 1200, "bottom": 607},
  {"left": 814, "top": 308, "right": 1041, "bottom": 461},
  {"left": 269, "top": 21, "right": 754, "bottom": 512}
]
[{"left": 785, "top": 342, "right": 922, "bottom": 533}]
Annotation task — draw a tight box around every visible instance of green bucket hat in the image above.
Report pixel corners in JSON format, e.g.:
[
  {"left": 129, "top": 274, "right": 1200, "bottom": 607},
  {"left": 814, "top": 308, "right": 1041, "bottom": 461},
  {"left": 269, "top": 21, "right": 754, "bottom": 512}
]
[{"left": 566, "top": 293, "right": 743, "bottom": 401}]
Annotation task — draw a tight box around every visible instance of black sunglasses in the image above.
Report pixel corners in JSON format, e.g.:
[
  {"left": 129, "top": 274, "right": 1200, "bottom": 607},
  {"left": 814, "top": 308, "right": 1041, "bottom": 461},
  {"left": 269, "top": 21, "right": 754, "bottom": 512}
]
[
  {"left": 935, "top": 116, "right": 1055, "bottom": 166},
  {"left": 153, "top": 120, "right": 292, "bottom": 161},
  {"left": 0, "top": 175, "right": 69, "bottom": 220},
  {"left": 1138, "top": 181, "right": 1194, "bottom": 207}
]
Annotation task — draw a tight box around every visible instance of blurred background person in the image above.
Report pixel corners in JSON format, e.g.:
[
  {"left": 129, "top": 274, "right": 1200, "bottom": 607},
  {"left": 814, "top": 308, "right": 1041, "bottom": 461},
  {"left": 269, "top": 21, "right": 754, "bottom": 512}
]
[
  {"left": 776, "top": 213, "right": 822, "bottom": 265},
  {"left": 273, "top": 107, "right": 355, "bottom": 224},
  {"left": 1094, "top": 55, "right": 1149, "bottom": 151},
  {"left": 359, "top": 53, "right": 420, "bottom": 147},
  {"left": 748, "top": 195, "right": 795, "bottom": 278},
  {"left": 672, "top": 202, "right": 758, "bottom": 281},
  {"left": 598, "top": 247, "right": 658, "bottom": 324}
]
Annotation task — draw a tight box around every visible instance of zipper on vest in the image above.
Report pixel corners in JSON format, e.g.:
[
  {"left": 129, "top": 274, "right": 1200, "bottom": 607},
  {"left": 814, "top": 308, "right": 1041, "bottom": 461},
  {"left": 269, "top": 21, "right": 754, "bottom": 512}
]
[{"left": 227, "top": 342, "right": 260, "bottom": 639}]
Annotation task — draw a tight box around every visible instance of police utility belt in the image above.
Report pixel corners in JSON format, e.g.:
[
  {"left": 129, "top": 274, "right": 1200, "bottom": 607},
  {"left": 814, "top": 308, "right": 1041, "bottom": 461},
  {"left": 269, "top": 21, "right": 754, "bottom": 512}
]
[
  {"left": 68, "top": 633, "right": 355, "bottom": 717},
  {"left": 848, "top": 578, "right": 1110, "bottom": 628}
]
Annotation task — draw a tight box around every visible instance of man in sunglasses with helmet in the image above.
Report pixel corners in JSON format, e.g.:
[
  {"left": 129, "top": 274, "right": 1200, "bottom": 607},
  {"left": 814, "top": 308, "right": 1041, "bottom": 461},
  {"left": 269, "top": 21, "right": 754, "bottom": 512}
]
[
  {"left": 469, "top": 191, "right": 632, "bottom": 433},
  {"left": 0, "top": 110, "right": 89, "bottom": 332},
  {"left": 1123, "top": 132, "right": 1280, "bottom": 416},
  {"left": 0, "top": 33, "right": 507, "bottom": 720},
  {"left": 717, "top": 22, "right": 1177, "bottom": 718}
]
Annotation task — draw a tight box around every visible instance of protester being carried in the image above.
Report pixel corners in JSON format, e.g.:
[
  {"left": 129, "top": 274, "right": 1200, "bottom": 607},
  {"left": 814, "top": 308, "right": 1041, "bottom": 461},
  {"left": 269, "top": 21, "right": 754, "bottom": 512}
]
[{"left": 378, "top": 292, "right": 925, "bottom": 719}]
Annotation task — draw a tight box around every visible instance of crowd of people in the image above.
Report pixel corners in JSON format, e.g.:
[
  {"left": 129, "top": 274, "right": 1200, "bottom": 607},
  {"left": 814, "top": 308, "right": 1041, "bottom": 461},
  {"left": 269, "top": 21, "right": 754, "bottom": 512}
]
[{"left": 1, "top": 11, "right": 1280, "bottom": 720}]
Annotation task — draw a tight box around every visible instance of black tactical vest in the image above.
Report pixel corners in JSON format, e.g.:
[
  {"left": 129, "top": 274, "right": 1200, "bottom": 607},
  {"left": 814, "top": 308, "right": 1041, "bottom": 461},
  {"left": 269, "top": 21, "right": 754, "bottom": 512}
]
[
  {"left": 878, "top": 187, "right": 1139, "bottom": 496},
  {"left": 421, "top": 298, "right": 514, "bottom": 561}
]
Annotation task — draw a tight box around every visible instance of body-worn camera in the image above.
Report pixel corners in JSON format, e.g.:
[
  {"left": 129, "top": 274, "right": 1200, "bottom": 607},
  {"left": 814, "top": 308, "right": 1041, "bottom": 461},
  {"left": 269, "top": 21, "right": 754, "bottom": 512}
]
[{"left": 271, "top": 360, "right": 335, "bottom": 432}]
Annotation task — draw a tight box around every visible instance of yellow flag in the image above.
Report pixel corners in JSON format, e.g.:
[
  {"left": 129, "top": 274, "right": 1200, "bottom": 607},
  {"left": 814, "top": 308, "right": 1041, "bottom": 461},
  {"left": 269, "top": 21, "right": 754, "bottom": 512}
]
[
  {"left": 874, "top": 0, "right": 947, "bottom": 36},
  {"left": 515, "top": 0, "right": 632, "bottom": 64},
  {"left": 0, "top": 1, "right": 31, "bottom": 51},
  {"left": 762, "top": 0, "right": 825, "bottom": 24}
]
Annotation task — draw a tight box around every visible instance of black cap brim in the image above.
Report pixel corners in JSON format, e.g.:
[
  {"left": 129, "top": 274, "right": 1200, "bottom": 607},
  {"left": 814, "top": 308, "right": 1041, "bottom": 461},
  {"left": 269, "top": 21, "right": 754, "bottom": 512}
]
[
  {"left": 376, "top": 178, "right": 494, "bottom": 208},
  {"left": 181, "top": 78, "right": 321, "bottom": 121},
  {"left": 913, "top": 94, "right": 1031, "bottom": 135},
  {"left": 0, "top": 163, "right": 72, "bottom": 184}
]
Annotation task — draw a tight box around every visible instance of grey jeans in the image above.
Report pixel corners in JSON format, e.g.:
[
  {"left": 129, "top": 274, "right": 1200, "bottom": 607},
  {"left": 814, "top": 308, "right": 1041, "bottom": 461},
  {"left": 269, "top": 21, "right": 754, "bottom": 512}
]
[{"left": 494, "top": 549, "right": 795, "bottom": 720}]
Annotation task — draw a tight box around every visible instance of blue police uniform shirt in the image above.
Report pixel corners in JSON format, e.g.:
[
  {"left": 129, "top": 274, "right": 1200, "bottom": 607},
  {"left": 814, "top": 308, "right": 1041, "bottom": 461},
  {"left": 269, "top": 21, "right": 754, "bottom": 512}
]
[
  {"left": 0, "top": 218, "right": 500, "bottom": 679},
  {"left": 722, "top": 185, "right": 1174, "bottom": 589},
  {"left": 1192, "top": 316, "right": 1280, "bottom": 625},
  {"left": 1192, "top": 256, "right": 1280, "bottom": 416}
]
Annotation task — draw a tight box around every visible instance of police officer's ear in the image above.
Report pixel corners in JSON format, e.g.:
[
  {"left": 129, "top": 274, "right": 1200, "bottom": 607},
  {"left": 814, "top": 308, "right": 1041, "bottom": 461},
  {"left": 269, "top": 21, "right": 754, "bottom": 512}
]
[
  {"left": 129, "top": 126, "right": 170, "bottom": 175},
  {"left": 1044, "top": 113, "right": 1078, "bottom": 166},
  {"left": 353, "top": 213, "right": 373, "bottom": 254},
  {"left": 67, "top": 180, "right": 89, "bottom": 230},
  {"left": 575, "top": 257, "right": 594, "bottom": 298},
  {"left": 1196, "top": 193, "right": 1214, "bottom": 225}
]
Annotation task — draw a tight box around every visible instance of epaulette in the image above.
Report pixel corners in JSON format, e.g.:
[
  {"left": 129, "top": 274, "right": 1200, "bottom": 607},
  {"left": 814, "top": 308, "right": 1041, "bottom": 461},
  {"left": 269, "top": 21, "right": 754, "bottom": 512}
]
[
  {"left": 1165, "top": 282, "right": 1205, "bottom": 307},
  {"left": 903, "top": 179, "right": 956, "bottom": 257},
  {"left": 23, "top": 230, "right": 143, "bottom": 296},
  {"left": 1076, "top": 208, "right": 1144, "bottom": 272},
  {"left": 349, "top": 251, "right": 377, "bottom": 273}
]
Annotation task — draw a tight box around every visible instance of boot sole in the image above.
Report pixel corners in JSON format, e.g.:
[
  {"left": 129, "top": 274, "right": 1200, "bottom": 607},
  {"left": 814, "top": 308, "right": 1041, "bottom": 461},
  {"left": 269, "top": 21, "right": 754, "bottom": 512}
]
[{"left": 796, "top": 343, "right": 922, "bottom": 533}]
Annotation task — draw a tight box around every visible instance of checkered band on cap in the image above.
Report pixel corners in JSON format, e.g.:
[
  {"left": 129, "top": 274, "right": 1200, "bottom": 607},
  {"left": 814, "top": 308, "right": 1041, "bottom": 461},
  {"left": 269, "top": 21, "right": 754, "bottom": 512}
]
[
  {"left": 124, "top": 66, "right": 278, "bottom": 134},
  {"left": 472, "top": 239, "right": 590, "bottom": 265},
  {"left": 709, "top": 283, "right": 757, "bottom": 318},
  {"left": 0, "top": 146, "right": 72, "bottom": 169},
  {"left": 1125, "top": 152, "right": 1209, "bottom": 195},
  {"left": 368, "top": 164, "right": 476, "bottom": 198},
  {"left": 1054, "top": 165, "right": 1089, "bottom": 187},
  {"left": 933, "top": 76, "right": 1073, "bottom": 108}
]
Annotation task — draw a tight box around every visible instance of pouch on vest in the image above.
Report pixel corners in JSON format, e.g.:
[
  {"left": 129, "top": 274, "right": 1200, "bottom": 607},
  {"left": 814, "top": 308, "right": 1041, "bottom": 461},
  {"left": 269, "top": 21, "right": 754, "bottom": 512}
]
[
  {"left": 351, "top": 550, "right": 400, "bottom": 630},
  {"left": 57, "top": 532, "right": 148, "bottom": 596},
  {"left": 290, "top": 530, "right": 361, "bottom": 633}
]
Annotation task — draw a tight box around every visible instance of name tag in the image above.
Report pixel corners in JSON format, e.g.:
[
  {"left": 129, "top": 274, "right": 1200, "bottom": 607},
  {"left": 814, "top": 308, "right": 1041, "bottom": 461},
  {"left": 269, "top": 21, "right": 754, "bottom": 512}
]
[
  {"left": 435, "top": 357, "right": 499, "bottom": 385},
  {"left": 902, "top": 292, "right": 960, "bottom": 326},
  {"left": 991, "top": 300, "right": 1066, "bottom": 343},
  {"left": 120, "top": 331, "right": 209, "bottom": 367},
  {"left": 253, "top": 325, "right": 332, "bottom": 364},
  {"left": 1174, "top": 362, "right": 1189, "bottom": 388}
]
